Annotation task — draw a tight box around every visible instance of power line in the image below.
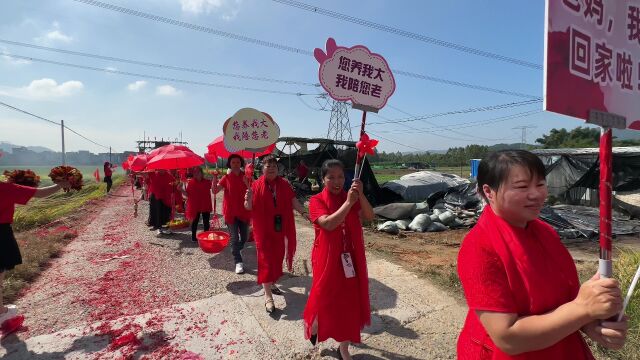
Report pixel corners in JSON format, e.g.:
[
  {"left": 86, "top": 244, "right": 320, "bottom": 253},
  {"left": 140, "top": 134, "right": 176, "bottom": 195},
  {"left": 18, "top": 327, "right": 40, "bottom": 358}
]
[
  {"left": 366, "top": 130, "right": 429, "bottom": 152},
  {"left": 366, "top": 99, "right": 541, "bottom": 126},
  {"left": 372, "top": 111, "right": 513, "bottom": 142},
  {"left": 271, "top": 0, "right": 542, "bottom": 70},
  {"left": 1, "top": 53, "right": 320, "bottom": 97},
  {"left": 71, "top": 0, "right": 539, "bottom": 99},
  {"left": 72, "top": 0, "right": 314, "bottom": 56},
  {"left": 0, "top": 100, "right": 110, "bottom": 150},
  {"left": 0, "top": 39, "right": 319, "bottom": 88},
  {"left": 391, "top": 70, "right": 539, "bottom": 99},
  {"left": 375, "top": 110, "right": 541, "bottom": 134},
  {"left": 0, "top": 100, "right": 61, "bottom": 125}
]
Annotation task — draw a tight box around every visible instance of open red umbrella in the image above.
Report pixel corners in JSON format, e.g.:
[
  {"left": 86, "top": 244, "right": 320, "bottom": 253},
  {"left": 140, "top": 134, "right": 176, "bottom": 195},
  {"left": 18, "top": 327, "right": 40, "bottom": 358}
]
[
  {"left": 206, "top": 136, "right": 275, "bottom": 159},
  {"left": 146, "top": 150, "right": 204, "bottom": 170},
  {"left": 129, "top": 154, "right": 149, "bottom": 172},
  {"left": 148, "top": 144, "right": 194, "bottom": 159}
]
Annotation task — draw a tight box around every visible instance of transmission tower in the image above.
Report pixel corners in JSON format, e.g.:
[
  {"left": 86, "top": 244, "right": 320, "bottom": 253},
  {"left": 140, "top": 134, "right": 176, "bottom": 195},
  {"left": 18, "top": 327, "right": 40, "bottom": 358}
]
[
  {"left": 512, "top": 125, "right": 537, "bottom": 149},
  {"left": 326, "top": 100, "right": 353, "bottom": 142}
]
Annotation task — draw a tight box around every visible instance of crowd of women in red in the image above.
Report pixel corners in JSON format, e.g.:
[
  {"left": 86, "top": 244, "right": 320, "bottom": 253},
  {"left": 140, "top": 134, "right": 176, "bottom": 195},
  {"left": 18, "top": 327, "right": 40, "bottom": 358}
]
[{"left": 2, "top": 149, "right": 634, "bottom": 359}]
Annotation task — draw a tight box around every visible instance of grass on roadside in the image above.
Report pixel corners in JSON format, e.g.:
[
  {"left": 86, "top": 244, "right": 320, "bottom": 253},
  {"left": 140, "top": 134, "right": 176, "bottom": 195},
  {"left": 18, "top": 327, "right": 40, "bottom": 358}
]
[
  {"left": 3, "top": 228, "right": 79, "bottom": 303},
  {"left": 12, "top": 176, "right": 124, "bottom": 231},
  {"left": 584, "top": 248, "right": 640, "bottom": 359}
]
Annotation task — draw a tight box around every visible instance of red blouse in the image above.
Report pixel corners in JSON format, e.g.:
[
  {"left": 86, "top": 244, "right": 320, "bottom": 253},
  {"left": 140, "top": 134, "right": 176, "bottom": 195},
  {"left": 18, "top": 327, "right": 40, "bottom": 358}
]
[
  {"left": 185, "top": 178, "right": 212, "bottom": 220},
  {"left": 148, "top": 172, "right": 175, "bottom": 207},
  {"left": 457, "top": 206, "right": 594, "bottom": 360},
  {"left": 0, "top": 181, "right": 37, "bottom": 224},
  {"left": 218, "top": 172, "right": 250, "bottom": 224}
]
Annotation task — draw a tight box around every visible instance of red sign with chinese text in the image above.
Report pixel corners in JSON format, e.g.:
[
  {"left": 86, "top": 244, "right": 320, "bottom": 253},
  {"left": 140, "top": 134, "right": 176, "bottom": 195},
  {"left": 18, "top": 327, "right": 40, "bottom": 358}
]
[
  {"left": 544, "top": 0, "right": 640, "bottom": 130},
  {"left": 315, "top": 38, "right": 395, "bottom": 111}
]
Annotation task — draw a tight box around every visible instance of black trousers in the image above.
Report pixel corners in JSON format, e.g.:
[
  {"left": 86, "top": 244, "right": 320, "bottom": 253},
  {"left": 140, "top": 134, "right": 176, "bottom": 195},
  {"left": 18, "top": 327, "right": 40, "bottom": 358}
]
[
  {"left": 104, "top": 176, "right": 113, "bottom": 193},
  {"left": 0, "top": 224, "right": 21, "bottom": 272},
  {"left": 191, "top": 212, "right": 211, "bottom": 240},
  {"left": 150, "top": 195, "right": 171, "bottom": 229}
]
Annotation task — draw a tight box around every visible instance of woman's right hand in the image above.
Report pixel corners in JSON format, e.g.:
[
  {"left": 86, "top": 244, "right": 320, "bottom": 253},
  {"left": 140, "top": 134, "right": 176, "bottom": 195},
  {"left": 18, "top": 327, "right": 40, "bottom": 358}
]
[
  {"left": 347, "top": 182, "right": 359, "bottom": 205},
  {"left": 574, "top": 273, "right": 622, "bottom": 320},
  {"left": 245, "top": 188, "right": 253, "bottom": 202}
]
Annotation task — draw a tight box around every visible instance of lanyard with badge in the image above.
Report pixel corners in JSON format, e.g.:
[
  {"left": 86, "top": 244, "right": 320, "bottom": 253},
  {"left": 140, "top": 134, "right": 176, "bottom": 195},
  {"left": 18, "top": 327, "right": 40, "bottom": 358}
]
[
  {"left": 340, "top": 223, "right": 356, "bottom": 278},
  {"left": 266, "top": 181, "right": 282, "bottom": 232}
]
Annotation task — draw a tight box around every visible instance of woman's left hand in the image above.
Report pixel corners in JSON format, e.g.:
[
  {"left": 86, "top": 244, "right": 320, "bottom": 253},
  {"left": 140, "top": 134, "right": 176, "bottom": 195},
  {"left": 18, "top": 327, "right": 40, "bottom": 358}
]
[{"left": 582, "top": 316, "right": 628, "bottom": 350}]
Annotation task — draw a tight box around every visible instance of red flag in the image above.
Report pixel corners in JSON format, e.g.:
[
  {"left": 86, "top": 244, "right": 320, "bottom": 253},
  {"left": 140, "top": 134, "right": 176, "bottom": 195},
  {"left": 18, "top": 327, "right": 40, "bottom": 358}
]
[{"left": 93, "top": 168, "right": 100, "bottom": 183}]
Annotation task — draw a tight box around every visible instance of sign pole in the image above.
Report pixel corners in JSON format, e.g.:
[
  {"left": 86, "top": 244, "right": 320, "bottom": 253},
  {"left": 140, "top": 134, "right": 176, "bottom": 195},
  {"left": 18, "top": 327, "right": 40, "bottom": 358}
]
[
  {"left": 587, "top": 110, "right": 625, "bottom": 278},
  {"left": 354, "top": 110, "right": 367, "bottom": 179},
  {"left": 598, "top": 126, "right": 613, "bottom": 278}
]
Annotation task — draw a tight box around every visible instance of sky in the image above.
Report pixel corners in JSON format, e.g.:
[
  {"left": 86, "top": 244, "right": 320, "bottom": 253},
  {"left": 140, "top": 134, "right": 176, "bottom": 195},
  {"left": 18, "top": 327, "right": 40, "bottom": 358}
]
[{"left": 0, "top": 0, "right": 632, "bottom": 155}]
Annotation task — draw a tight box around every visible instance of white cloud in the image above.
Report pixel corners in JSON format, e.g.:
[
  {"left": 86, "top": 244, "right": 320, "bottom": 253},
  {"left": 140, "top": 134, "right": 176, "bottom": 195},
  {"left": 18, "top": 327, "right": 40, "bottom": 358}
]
[
  {"left": 155, "top": 85, "right": 181, "bottom": 96},
  {"left": 0, "top": 78, "right": 84, "bottom": 100},
  {"left": 105, "top": 66, "right": 118, "bottom": 72},
  {"left": 180, "top": 0, "right": 242, "bottom": 20},
  {"left": 128, "top": 80, "right": 147, "bottom": 91},
  {"left": 34, "top": 22, "right": 73, "bottom": 44}
]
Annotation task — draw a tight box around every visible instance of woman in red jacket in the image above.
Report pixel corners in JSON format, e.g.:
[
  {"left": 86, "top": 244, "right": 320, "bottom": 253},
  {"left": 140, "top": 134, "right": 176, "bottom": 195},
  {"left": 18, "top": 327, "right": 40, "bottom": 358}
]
[
  {"left": 183, "top": 166, "right": 212, "bottom": 242},
  {"left": 244, "top": 155, "right": 309, "bottom": 314},
  {"left": 0, "top": 178, "right": 68, "bottom": 325},
  {"left": 214, "top": 155, "right": 251, "bottom": 274},
  {"left": 457, "top": 150, "right": 628, "bottom": 359},
  {"left": 303, "top": 159, "right": 374, "bottom": 360}
]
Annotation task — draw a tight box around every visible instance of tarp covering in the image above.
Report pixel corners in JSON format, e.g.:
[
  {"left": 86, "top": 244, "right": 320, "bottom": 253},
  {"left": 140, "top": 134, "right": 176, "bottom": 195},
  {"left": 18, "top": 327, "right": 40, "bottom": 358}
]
[
  {"left": 539, "top": 204, "right": 640, "bottom": 239},
  {"left": 382, "top": 171, "right": 469, "bottom": 203},
  {"left": 535, "top": 148, "right": 640, "bottom": 205}
]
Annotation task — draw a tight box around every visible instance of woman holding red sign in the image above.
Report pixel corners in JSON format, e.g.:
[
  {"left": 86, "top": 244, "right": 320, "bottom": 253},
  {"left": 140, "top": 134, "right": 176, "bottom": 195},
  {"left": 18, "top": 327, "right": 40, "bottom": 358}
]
[
  {"left": 457, "top": 150, "right": 628, "bottom": 359},
  {"left": 244, "top": 155, "right": 309, "bottom": 314},
  {"left": 303, "top": 159, "right": 374, "bottom": 360},
  {"left": 213, "top": 154, "right": 251, "bottom": 275}
]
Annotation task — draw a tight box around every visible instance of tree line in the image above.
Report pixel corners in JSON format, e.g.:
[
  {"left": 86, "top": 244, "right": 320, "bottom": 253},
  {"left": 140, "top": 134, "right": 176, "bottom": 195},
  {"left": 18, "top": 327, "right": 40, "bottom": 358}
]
[{"left": 369, "top": 127, "right": 640, "bottom": 167}]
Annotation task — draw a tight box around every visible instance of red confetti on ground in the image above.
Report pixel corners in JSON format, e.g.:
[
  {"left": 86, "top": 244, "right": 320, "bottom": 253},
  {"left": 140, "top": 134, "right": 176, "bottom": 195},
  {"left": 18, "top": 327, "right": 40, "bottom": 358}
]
[
  {"left": 1, "top": 315, "right": 25, "bottom": 338},
  {"left": 110, "top": 332, "right": 141, "bottom": 350}
]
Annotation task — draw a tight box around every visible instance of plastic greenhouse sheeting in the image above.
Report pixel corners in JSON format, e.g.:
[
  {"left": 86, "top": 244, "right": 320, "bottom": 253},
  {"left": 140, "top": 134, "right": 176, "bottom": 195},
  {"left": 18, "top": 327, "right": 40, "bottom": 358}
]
[{"left": 382, "top": 171, "right": 469, "bottom": 203}]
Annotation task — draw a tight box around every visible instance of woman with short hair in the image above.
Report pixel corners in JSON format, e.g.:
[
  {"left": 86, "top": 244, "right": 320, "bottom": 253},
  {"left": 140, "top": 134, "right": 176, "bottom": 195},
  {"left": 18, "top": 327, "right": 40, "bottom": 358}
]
[
  {"left": 457, "top": 150, "right": 628, "bottom": 359},
  {"left": 244, "top": 155, "right": 309, "bottom": 313}
]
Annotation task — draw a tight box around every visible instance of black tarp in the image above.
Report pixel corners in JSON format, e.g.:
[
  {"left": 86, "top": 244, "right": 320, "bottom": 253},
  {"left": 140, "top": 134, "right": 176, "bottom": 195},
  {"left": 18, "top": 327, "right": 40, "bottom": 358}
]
[
  {"left": 273, "top": 141, "right": 381, "bottom": 205},
  {"left": 536, "top": 149, "right": 640, "bottom": 206},
  {"left": 539, "top": 204, "right": 640, "bottom": 238}
]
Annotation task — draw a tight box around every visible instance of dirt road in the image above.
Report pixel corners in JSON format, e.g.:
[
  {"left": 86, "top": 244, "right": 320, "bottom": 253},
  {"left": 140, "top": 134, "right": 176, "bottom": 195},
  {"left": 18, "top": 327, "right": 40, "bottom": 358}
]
[{"left": 0, "top": 185, "right": 466, "bottom": 359}]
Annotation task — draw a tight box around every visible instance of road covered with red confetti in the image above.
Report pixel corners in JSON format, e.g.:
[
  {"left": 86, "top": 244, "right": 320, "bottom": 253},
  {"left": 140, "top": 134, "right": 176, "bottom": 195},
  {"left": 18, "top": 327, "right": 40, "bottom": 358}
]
[{"left": 0, "top": 185, "right": 465, "bottom": 359}]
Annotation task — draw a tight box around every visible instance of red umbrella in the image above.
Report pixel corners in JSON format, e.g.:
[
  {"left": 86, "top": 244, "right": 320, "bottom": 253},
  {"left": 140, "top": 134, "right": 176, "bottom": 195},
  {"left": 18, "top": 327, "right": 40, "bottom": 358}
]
[
  {"left": 148, "top": 144, "right": 194, "bottom": 159},
  {"left": 146, "top": 150, "right": 204, "bottom": 170},
  {"left": 204, "top": 152, "right": 218, "bottom": 164},
  {"left": 206, "top": 136, "right": 275, "bottom": 159},
  {"left": 129, "top": 154, "right": 149, "bottom": 172}
]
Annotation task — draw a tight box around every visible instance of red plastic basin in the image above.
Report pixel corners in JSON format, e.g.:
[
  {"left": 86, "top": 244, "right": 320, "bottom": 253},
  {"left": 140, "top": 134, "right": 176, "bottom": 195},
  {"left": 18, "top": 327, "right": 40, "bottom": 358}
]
[{"left": 196, "top": 230, "right": 230, "bottom": 253}]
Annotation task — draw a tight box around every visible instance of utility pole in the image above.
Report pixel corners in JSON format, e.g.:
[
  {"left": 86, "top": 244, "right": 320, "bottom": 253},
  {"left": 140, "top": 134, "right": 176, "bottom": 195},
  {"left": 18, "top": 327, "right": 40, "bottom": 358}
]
[
  {"left": 109, "top": 146, "right": 112, "bottom": 163},
  {"left": 61, "top": 119, "right": 66, "bottom": 165},
  {"left": 512, "top": 125, "right": 537, "bottom": 149}
]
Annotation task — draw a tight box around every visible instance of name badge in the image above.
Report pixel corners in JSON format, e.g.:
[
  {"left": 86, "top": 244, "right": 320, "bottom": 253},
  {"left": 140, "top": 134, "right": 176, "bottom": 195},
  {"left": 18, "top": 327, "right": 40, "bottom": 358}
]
[{"left": 341, "top": 252, "right": 356, "bottom": 278}]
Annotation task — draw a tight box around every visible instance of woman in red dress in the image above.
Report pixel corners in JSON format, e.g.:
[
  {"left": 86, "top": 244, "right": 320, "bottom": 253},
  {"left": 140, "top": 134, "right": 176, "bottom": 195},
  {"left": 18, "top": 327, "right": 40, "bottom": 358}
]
[
  {"left": 0, "top": 178, "right": 68, "bottom": 325},
  {"left": 183, "top": 167, "right": 212, "bottom": 242},
  {"left": 303, "top": 159, "right": 374, "bottom": 360},
  {"left": 148, "top": 169, "right": 174, "bottom": 236},
  {"left": 244, "top": 155, "right": 309, "bottom": 314},
  {"left": 214, "top": 154, "right": 251, "bottom": 274},
  {"left": 457, "top": 150, "right": 628, "bottom": 359}
]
